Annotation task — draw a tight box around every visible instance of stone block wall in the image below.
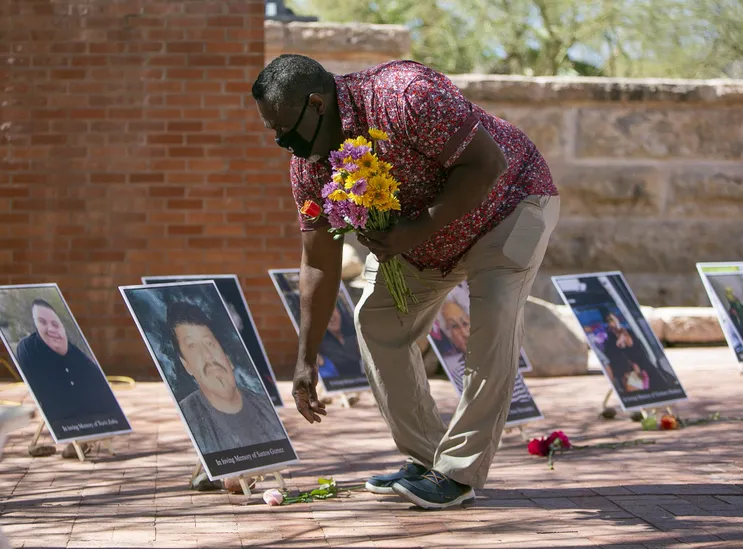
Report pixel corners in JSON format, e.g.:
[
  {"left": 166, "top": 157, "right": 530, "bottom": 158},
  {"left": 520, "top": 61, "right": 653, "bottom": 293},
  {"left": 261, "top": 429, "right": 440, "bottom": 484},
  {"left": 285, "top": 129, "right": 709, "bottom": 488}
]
[
  {"left": 450, "top": 76, "right": 743, "bottom": 307},
  {"left": 264, "top": 20, "right": 411, "bottom": 73}
]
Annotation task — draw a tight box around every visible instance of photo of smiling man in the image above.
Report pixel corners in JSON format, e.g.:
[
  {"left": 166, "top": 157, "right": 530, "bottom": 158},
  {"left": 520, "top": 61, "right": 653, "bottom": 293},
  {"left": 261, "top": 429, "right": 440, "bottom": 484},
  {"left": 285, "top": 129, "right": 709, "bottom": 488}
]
[
  {"left": 120, "top": 281, "right": 298, "bottom": 480},
  {"left": 0, "top": 284, "right": 131, "bottom": 443}
]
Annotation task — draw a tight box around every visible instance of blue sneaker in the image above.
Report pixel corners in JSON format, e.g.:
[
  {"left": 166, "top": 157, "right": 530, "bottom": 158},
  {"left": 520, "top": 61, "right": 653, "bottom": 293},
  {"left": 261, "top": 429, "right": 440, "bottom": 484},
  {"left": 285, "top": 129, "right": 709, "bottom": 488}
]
[
  {"left": 392, "top": 470, "right": 475, "bottom": 509},
  {"left": 365, "top": 461, "right": 428, "bottom": 495}
]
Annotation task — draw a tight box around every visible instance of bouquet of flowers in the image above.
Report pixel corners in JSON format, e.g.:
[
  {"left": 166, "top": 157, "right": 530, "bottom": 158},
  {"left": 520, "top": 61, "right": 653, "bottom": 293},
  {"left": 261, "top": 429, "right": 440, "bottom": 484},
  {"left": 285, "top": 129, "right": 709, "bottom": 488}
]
[{"left": 300, "top": 129, "right": 417, "bottom": 314}]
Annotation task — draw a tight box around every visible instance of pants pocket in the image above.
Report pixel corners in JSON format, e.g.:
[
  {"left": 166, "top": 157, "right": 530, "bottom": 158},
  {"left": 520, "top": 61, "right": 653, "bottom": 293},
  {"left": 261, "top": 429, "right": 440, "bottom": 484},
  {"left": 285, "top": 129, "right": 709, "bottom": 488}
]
[{"left": 501, "top": 203, "right": 547, "bottom": 269}]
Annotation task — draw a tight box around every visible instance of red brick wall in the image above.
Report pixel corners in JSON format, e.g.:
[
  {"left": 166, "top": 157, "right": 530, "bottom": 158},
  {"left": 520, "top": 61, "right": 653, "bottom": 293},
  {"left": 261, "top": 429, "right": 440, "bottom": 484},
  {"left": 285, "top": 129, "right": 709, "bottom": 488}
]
[{"left": 0, "top": 0, "right": 302, "bottom": 379}]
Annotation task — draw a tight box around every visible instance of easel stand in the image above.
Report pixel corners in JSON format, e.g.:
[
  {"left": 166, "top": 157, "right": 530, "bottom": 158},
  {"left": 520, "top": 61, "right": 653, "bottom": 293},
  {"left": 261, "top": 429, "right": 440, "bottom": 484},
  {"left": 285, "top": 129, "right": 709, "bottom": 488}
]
[
  {"left": 498, "top": 423, "right": 529, "bottom": 448},
  {"left": 28, "top": 420, "right": 116, "bottom": 462},
  {"left": 337, "top": 392, "right": 361, "bottom": 408},
  {"left": 601, "top": 389, "right": 613, "bottom": 411},
  {"left": 503, "top": 425, "right": 529, "bottom": 441},
  {"left": 318, "top": 386, "right": 361, "bottom": 408},
  {"left": 640, "top": 405, "right": 676, "bottom": 419},
  {"left": 191, "top": 462, "right": 287, "bottom": 502}
]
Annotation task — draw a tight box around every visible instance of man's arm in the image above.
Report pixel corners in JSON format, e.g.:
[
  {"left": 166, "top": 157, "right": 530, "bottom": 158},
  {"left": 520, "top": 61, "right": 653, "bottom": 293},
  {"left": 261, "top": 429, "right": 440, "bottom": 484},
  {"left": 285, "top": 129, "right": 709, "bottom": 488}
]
[
  {"left": 292, "top": 228, "right": 344, "bottom": 424},
  {"left": 359, "top": 125, "right": 507, "bottom": 259},
  {"left": 412, "top": 125, "right": 507, "bottom": 237}
]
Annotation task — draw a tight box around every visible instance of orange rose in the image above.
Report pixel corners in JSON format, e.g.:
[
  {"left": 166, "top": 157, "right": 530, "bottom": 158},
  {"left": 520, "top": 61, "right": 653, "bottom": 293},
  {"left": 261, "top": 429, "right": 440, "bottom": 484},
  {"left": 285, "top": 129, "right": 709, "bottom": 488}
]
[{"left": 300, "top": 200, "right": 321, "bottom": 219}]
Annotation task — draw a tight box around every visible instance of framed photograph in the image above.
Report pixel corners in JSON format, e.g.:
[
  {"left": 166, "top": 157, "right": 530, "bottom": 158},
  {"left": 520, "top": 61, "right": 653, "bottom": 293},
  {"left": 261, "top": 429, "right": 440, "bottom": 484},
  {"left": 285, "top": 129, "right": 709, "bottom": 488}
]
[
  {"left": 552, "top": 272, "right": 688, "bottom": 411},
  {"left": 119, "top": 281, "right": 298, "bottom": 481},
  {"left": 268, "top": 269, "right": 370, "bottom": 395},
  {"left": 518, "top": 352, "right": 533, "bottom": 373},
  {"left": 141, "top": 274, "right": 283, "bottom": 408},
  {"left": 0, "top": 284, "right": 132, "bottom": 443},
  {"left": 427, "top": 281, "right": 542, "bottom": 426},
  {"left": 696, "top": 262, "right": 743, "bottom": 365}
]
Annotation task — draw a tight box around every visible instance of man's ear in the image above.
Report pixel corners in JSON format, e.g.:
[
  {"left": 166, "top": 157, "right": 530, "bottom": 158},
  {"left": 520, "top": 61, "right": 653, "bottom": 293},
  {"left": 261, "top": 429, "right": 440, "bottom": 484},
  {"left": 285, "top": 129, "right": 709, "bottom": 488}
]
[{"left": 309, "top": 93, "right": 326, "bottom": 115}]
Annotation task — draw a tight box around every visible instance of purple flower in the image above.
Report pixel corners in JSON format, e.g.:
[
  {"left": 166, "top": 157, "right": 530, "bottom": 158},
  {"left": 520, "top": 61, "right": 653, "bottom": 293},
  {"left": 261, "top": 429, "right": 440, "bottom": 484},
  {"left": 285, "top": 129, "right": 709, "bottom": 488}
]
[
  {"left": 340, "top": 142, "right": 370, "bottom": 161},
  {"left": 329, "top": 150, "right": 347, "bottom": 170},
  {"left": 321, "top": 181, "right": 338, "bottom": 199},
  {"left": 342, "top": 161, "right": 358, "bottom": 173},
  {"left": 323, "top": 200, "right": 349, "bottom": 230},
  {"left": 345, "top": 203, "right": 368, "bottom": 229},
  {"left": 349, "top": 178, "right": 367, "bottom": 195}
]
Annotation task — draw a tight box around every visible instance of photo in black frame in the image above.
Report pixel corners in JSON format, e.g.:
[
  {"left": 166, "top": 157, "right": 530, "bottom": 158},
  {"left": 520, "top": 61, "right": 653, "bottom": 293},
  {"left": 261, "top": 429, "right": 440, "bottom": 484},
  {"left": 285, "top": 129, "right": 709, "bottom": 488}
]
[
  {"left": 268, "top": 269, "right": 370, "bottom": 395},
  {"left": 427, "top": 281, "right": 542, "bottom": 426},
  {"left": 142, "top": 274, "right": 283, "bottom": 408},
  {"left": 553, "top": 272, "right": 688, "bottom": 411},
  {"left": 120, "top": 281, "right": 298, "bottom": 480}
]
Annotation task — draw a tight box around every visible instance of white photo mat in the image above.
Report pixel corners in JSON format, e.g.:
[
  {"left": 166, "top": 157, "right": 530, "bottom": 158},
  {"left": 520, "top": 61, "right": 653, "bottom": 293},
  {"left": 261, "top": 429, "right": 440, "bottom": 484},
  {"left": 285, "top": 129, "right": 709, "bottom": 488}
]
[
  {"left": 552, "top": 271, "right": 688, "bottom": 412},
  {"left": 0, "top": 283, "right": 132, "bottom": 444},
  {"left": 696, "top": 262, "right": 743, "bottom": 367},
  {"left": 119, "top": 280, "right": 299, "bottom": 481}
]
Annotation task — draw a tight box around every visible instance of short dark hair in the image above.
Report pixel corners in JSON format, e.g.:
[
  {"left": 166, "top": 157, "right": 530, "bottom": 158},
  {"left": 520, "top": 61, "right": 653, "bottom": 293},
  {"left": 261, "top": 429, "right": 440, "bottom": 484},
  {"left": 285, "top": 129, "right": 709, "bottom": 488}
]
[
  {"left": 251, "top": 54, "right": 334, "bottom": 111},
  {"left": 31, "top": 299, "right": 56, "bottom": 314},
  {"left": 166, "top": 301, "right": 215, "bottom": 358}
]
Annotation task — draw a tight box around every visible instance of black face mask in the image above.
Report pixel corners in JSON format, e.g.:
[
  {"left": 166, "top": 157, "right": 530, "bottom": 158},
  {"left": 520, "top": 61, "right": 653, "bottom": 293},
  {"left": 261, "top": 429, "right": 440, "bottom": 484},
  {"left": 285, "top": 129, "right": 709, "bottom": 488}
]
[{"left": 275, "top": 95, "right": 324, "bottom": 159}]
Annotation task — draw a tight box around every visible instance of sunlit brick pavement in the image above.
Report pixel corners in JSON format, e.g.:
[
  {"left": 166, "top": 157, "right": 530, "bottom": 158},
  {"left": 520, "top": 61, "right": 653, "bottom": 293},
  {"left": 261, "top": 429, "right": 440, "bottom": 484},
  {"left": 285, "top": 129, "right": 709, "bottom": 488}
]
[{"left": 1, "top": 347, "right": 742, "bottom": 549}]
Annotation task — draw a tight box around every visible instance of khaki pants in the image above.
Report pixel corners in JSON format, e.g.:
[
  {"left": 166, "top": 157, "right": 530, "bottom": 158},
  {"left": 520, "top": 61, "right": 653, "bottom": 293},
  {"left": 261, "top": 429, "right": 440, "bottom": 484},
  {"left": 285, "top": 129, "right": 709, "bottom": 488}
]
[{"left": 354, "top": 195, "right": 560, "bottom": 489}]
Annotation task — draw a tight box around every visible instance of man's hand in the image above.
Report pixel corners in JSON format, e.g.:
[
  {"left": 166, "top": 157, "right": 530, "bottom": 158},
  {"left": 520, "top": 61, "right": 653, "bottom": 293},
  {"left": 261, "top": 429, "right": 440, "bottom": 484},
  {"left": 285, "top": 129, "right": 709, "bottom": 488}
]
[
  {"left": 292, "top": 361, "right": 327, "bottom": 424},
  {"left": 357, "top": 217, "right": 430, "bottom": 263}
]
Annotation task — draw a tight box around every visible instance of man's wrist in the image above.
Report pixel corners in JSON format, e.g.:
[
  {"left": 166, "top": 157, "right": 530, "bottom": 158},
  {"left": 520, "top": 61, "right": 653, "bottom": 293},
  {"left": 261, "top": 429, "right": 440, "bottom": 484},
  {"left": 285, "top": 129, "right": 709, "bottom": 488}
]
[{"left": 296, "top": 353, "right": 318, "bottom": 370}]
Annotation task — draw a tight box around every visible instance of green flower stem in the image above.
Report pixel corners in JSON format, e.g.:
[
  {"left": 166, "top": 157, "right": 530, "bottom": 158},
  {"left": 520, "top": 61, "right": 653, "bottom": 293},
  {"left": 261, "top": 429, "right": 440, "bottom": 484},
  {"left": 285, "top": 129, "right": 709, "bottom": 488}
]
[
  {"left": 367, "top": 208, "right": 417, "bottom": 314},
  {"left": 545, "top": 439, "right": 656, "bottom": 470}
]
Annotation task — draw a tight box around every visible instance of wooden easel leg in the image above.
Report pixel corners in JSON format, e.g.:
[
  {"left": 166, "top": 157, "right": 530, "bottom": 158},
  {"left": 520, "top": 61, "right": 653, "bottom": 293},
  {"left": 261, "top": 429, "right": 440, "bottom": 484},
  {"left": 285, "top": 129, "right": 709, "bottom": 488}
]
[
  {"left": 105, "top": 438, "right": 115, "bottom": 456},
  {"left": 238, "top": 476, "right": 252, "bottom": 501},
  {"left": 29, "top": 421, "right": 44, "bottom": 448},
  {"left": 665, "top": 406, "right": 675, "bottom": 416},
  {"left": 190, "top": 462, "right": 203, "bottom": 484},
  {"left": 517, "top": 425, "right": 529, "bottom": 441},
  {"left": 72, "top": 441, "right": 86, "bottom": 462},
  {"left": 339, "top": 393, "right": 351, "bottom": 408},
  {"left": 601, "top": 389, "right": 612, "bottom": 411},
  {"left": 272, "top": 471, "right": 286, "bottom": 490}
]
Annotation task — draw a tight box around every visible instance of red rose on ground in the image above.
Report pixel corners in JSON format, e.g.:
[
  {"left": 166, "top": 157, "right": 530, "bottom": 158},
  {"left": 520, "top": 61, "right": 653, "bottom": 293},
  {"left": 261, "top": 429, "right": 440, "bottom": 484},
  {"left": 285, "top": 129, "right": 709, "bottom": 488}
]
[
  {"left": 528, "top": 437, "right": 550, "bottom": 456},
  {"left": 546, "top": 430, "right": 571, "bottom": 449},
  {"left": 300, "top": 200, "right": 322, "bottom": 218},
  {"left": 660, "top": 415, "right": 679, "bottom": 430}
]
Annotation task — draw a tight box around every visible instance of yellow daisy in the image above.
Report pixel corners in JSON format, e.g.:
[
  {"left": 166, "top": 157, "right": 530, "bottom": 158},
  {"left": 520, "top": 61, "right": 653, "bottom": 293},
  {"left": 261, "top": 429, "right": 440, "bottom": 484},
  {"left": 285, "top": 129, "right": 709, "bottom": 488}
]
[
  {"left": 357, "top": 152, "right": 379, "bottom": 174},
  {"left": 368, "top": 128, "right": 389, "bottom": 141},
  {"left": 328, "top": 189, "right": 348, "bottom": 202}
]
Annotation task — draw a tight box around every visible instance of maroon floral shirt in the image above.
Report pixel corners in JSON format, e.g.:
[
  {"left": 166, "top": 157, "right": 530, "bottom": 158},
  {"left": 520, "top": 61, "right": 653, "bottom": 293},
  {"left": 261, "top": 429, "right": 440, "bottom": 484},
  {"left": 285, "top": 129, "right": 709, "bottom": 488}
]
[{"left": 290, "top": 60, "right": 558, "bottom": 276}]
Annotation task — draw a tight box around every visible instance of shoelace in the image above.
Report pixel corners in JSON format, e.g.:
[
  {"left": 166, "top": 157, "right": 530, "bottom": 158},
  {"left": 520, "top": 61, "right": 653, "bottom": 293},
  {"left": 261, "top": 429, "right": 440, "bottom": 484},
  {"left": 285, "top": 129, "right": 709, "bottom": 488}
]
[{"left": 422, "top": 470, "right": 449, "bottom": 486}]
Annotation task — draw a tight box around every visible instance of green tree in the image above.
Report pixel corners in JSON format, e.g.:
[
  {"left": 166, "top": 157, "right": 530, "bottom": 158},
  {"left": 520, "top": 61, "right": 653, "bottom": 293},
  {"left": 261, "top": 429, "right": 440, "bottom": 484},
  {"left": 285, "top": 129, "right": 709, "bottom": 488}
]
[{"left": 287, "top": 0, "right": 743, "bottom": 78}]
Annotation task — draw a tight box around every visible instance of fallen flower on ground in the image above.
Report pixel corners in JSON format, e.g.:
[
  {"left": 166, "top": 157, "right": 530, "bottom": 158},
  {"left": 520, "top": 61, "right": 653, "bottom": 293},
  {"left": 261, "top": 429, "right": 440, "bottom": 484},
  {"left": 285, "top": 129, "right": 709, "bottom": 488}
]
[
  {"left": 641, "top": 411, "right": 743, "bottom": 431},
  {"left": 527, "top": 430, "right": 655, "bottom": 470},
  {"left": 262, "top": 477, "right": 366, "bottom": 506}
]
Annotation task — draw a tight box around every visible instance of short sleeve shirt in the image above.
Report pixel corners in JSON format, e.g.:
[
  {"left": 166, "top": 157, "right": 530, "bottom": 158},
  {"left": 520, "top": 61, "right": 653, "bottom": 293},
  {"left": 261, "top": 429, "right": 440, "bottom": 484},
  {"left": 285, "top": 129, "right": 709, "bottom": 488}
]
[{"left": 290, "top": 60, "right": 558, "bottom": 276}]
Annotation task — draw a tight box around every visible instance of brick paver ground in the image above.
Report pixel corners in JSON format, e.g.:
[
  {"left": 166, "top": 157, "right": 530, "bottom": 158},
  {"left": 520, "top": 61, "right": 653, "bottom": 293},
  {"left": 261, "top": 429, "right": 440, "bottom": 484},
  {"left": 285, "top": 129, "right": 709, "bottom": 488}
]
[{"left": 1, "top": 347, "right": 742, "bottom": 548}]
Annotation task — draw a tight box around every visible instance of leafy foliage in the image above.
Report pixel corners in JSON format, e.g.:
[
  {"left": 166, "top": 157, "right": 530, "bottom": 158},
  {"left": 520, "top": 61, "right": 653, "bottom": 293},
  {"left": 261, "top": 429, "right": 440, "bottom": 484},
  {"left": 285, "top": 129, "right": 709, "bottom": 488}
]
[{"left": 286, "top": 0, "right": 743, "bottom": 78}]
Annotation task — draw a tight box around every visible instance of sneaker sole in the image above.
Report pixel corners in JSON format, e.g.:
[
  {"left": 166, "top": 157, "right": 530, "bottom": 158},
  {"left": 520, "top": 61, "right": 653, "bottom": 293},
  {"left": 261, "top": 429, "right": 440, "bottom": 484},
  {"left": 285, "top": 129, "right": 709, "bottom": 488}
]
[
  {"left": 364, "top": 481, "right": 395, "bottom": 495},
  {"left": 392, "top": 482, "right": 476, "bottom": 510}
]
